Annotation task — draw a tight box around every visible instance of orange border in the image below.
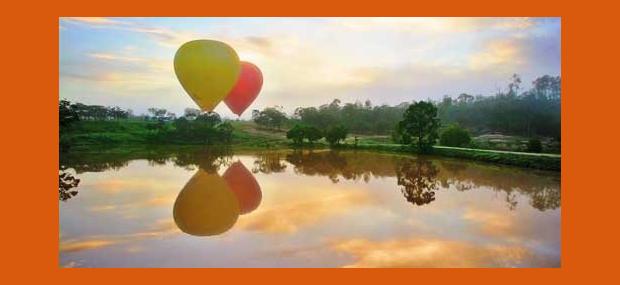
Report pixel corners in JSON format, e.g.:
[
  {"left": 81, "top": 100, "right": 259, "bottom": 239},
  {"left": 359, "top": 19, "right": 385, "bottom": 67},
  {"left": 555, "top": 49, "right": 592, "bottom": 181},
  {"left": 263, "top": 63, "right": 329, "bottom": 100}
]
[{"left": 3, "top": 0, "right": 616, "bottom": 283}]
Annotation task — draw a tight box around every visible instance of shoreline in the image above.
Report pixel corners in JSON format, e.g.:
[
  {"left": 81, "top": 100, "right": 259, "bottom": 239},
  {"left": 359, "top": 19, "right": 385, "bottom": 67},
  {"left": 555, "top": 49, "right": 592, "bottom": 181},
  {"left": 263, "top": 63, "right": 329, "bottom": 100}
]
[{"left": 61, "top": 142, "right": 561, "bottom": 172}]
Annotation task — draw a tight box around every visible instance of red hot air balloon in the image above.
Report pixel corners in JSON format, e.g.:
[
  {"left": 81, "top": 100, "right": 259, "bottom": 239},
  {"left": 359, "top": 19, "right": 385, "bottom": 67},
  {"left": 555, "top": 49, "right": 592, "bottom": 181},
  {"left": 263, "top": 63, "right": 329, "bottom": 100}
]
[
  {"left": 224, "top": 61, "right": 263, "bottom": 116},
  {"left": 223, "top": 161, "right": 262, "bottom": 214}
]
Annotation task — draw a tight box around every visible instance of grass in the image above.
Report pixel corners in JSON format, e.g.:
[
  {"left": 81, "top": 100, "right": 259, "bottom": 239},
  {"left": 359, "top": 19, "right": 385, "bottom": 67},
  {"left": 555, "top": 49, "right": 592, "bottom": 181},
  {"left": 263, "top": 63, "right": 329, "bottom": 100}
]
[{"left": 61, "top": 120, "right": 560, "bottom": 171}]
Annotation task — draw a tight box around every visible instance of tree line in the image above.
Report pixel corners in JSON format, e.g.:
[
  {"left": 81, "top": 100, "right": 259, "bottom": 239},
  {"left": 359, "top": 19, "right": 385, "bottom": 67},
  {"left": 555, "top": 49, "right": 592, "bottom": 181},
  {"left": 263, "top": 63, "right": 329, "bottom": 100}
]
[{"left": 251, "top": 74, "right": 560, "bottom": 140}]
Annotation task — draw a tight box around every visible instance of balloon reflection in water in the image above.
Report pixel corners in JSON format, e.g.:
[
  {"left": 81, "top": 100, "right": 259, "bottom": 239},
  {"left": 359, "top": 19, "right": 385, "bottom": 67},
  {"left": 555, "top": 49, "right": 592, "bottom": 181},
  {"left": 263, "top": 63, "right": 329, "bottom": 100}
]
[
  {"left": 173, "top": 170, "right": 240, "bottom": 236},
  {"left": 223, "top": 161, "right": 262, "bottom": 214},
  {"left": 173, "top": 161, "right": 262, "bottom": 236}
]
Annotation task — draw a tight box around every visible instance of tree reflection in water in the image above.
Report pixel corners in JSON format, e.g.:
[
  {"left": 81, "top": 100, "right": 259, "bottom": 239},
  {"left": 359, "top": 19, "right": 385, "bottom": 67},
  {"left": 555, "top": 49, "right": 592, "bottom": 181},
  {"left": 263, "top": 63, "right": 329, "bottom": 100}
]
[
  {"left": 252, "top": 152, "right": 287, "bottom": 174},
  {"left": 395, "top": 159, "right": 440, "bottom": 206},
  {"left": 60, "top": 149, "right": 559, "bottom": 211},
  {"left": 59, "top": 166, "right": 80, "bottom": 201}
]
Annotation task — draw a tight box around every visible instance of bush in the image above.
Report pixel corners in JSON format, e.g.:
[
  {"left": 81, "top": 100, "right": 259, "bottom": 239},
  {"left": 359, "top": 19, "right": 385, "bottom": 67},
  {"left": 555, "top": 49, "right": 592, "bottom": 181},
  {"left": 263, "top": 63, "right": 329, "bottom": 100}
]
[
  {"left": 326, "top": 125, "right": 348, "bottom": 146},
  {"left": 303, "top": 126, "right": 323, "bottom": 143},
  {"left": 286, "top": 124, "right": 305, "bottom": 145},
  {"left": 440, "top": 125, "right": 471, "bottom": 147},
  {"left": 527, "top": 138, "right": 543, "bottom": 153}
]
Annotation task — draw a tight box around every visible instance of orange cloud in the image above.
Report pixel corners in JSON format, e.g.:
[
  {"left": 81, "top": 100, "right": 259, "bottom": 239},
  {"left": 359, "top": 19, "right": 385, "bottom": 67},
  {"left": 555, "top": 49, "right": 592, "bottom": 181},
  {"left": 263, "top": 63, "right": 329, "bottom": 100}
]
[
  {"left": 331, "top": 237, "right": 533, "bottom": 268},
  {"left": 238, "top": 190, "right": 373, "bottom": 234}
]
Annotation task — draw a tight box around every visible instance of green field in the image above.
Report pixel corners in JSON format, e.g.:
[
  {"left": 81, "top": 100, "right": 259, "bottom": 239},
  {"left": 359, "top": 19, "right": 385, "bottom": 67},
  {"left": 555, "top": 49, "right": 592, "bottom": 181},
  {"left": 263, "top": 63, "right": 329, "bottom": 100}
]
[{"left": 61, "top": 120, "right": 560, "bottom": 171}]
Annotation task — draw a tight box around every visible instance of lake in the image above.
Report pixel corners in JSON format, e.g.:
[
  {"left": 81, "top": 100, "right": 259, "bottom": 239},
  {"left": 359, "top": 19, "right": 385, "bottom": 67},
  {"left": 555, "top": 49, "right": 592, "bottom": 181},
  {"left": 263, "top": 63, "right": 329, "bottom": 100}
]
[{"left": 59, "top": 148, "right": 561, "bottom": 268}]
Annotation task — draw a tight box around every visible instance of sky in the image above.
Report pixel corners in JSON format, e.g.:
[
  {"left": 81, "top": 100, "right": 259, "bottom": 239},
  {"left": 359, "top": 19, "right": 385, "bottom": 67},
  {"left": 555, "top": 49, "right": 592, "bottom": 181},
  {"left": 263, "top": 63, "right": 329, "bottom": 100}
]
[{"left": 59, "top": 17, "right": 561, "bottom": 119}]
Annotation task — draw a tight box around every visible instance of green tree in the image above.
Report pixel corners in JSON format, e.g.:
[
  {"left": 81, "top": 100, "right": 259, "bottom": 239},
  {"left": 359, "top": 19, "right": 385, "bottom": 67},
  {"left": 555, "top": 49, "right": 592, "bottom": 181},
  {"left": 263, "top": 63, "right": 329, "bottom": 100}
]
[
  {"left": 527, "top": 138, "right": 543, "bottom": 153},
  {"left": 399, "top": 101, "right": 440, "bottom": 152},
  {"left": 286, "top": 124, "right": 305, "bottom": 145},
  {"left": 196, "top": 112, "right": 221, "bottom": 127},
  {"left": 252, "top": 106, "right": 288, "bottom": 130},
  {"left": 303, "top": 126, "right": 323, "bottom": 144},
  {"left": 440, "top": 124, "right": 471, "bottom": 147},
  {"left": 325, "top": 125, "right": 348, "bottom": 146},
  {"left": 59, "top": 100, "right": 80, "bottom": 129}
]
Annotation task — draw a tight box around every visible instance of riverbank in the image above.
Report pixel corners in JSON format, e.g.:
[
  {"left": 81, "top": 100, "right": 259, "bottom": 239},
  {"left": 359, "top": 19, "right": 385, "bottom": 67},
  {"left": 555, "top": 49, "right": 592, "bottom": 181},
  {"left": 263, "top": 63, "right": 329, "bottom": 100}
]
[{"left": 61, "top": 120, "right": 560, "bottom": 171}]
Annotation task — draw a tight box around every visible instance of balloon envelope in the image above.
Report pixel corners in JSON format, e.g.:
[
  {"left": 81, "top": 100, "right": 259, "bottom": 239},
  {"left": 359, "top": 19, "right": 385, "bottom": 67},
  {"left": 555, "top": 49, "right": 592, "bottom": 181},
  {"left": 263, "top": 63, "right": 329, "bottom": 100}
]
[
  {"left": 173, "top": 170, "right": 240, "bottom": 236},
  {"left": 174, "top": 40, "right": 241, "bottom": 112},
  {"left": 224, "top": 62, "right": 263, "bottom": 116},
  {"left": 223, "top": 161, "right": 262, "bottom": 214}
]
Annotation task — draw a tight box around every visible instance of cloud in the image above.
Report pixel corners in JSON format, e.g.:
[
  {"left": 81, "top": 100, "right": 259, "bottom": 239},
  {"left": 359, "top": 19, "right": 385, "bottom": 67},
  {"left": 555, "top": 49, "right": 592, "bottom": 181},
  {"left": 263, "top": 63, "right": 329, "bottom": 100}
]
[
  {"left": 237, "top": 189, "right": 373, "bottom": 234},
  {"left": 62, "top": 17, "right": 124, "bottom": 26},
  {"left": 469, "top": 39, "right": 524, "bottom": 71},
  {"left": 59, "top": 17, "right": 560, "bottom": 117},
  {"left": 331, "top": 237, "right": 543, "bottom": 268},
  {"left": 59, "top": 219, "right": 180, "bottom": 253}
]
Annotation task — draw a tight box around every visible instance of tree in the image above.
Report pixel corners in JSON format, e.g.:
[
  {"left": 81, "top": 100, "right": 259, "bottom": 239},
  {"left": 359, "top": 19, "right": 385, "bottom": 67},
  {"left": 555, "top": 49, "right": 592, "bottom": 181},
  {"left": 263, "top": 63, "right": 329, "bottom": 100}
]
[
  {"left": 184, "top": 108, "right": 201, "bottom": 120},
  {"left": 440, "top": 124, "right": 471, "bottom": 147},
  {"left": 59, "top": 100, "right": 80, "bottom": 129},
  {"left": 399, "top": 101, "right": 440, "bottom": 152},
  {"left": 216, "top": 122, "right": 233, "bottom": 143},
  {"left": 303, "top": 126, "right": 323, "bottom": 144},
  {"left": 196, "top": 112, "right": 221, "bottom": 127},
  {"left": 325, "top": 125, "right": 348, "bottom": 146},
  {"left": 286, "top": 124, "right": 305, "bottom": 145},
  {"left": 148, "top": 108, "right": 168, "bottom": 121},
  {"left": 527, "top": 138, "right": 543, "bottom": 153},
  {"left": 252, "top": 106, "right": 288, "bottom": 130}
]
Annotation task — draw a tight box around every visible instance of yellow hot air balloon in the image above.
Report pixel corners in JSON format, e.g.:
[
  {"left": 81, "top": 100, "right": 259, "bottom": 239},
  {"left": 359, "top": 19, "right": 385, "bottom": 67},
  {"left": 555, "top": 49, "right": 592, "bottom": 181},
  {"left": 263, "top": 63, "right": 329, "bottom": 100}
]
[
  {"left": 174, "top": 40, "right": 241, "bottom": 112},
  {"left": 173, "top": 169, "right": 240, "bottom": 236}
]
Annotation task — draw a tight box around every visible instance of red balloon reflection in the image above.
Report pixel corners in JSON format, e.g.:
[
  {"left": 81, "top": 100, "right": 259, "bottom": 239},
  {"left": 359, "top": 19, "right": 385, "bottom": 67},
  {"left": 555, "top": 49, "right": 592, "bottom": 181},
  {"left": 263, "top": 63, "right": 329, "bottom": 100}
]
[{"left": 223, "top": 161, "right": 262, "bottom": 214}]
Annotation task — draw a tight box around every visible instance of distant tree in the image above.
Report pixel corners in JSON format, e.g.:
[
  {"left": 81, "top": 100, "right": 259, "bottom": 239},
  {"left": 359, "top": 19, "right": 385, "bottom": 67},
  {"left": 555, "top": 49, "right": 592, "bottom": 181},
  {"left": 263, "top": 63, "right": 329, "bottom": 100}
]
[
  {"left": 325, "top": 125, "right": 348, "bottom": 146},
  {"left": 527, "top": 138, "right": 543, "bottom": 153},
  {"left": 148, "top": 108, "right": 168, "bottom": 121},
  {"left": 399, "top": 101, "right": 440, "bottom": 152},
  {"left": 252, "top": 106, "right": 287, "bottom": 130},
  {"left": 440, "top": 124, "right": 471, "bottom": 147},
  {"left": 286, "top": 124, "right": 305, "bottom": 145},
  {"left": 303, "top": 126, "right": 323, "bottom": 144},
  {"left": 196, "top": 112, "right": 221, "bottom": 127},
  {"left": 184, "top": 108, "right": 201, "bottom": 120},
  {"left": 216, "top": 122, "right": 233, "bottom": 143},
  {"left": 59, "top": 100, "right": 79, "bottom": 129}
]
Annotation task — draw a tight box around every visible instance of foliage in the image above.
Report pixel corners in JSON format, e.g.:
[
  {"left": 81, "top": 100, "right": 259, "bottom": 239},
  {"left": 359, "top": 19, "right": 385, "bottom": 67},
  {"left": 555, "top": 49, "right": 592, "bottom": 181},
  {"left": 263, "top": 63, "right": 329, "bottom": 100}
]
[
  {"left": 440, "top": 124, "right": 471, "bottom": 147},
  {"left": 294, "top": 99, "right": 407, "bottom": 135},
  {"left": 59, "top": 100, "right": 80, "bottom": 129},
  {"left": 325, "top": 125, "right": 348, "bottom": 146},
  {"left": 527, "top": 138, "right": 543, "bottom": 153},
  {"left": 252, "top": 106, "right": 287, "bottom": 130},
  {"left": 286, "top": 124, "right": 305, "bottom": 145},
  {"left": 437, "top": 74, "right": 560, "bottom": 138},
  {"left": 303, "top": 126, "right": 323, "bottom": 143},
  {"left": 399, "top": 101, "right": 440, "bottom": 152}
]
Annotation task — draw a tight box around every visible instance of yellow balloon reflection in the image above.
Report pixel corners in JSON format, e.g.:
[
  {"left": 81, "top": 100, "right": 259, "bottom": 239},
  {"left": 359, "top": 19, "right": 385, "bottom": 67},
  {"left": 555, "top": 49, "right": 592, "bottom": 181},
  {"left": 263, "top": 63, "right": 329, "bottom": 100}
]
[{"left": 173, "top": 170, "right": 240, "bottom": 236}]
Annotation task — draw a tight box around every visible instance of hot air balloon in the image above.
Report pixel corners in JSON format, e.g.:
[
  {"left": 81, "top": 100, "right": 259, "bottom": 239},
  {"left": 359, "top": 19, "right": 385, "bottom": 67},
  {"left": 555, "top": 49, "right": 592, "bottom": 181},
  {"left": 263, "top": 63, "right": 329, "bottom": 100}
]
[
  {"left": 224, "top": 61, "right": 263, "bottom": 116},
  {"left": 173, "top": 170, "right": 240, "bottom": 236},
  {"left": 174, "top": 40, "right": 241, "bottom": 112},
  {"left": 223, "top": 161, "right": 262, "bottom": 214}
]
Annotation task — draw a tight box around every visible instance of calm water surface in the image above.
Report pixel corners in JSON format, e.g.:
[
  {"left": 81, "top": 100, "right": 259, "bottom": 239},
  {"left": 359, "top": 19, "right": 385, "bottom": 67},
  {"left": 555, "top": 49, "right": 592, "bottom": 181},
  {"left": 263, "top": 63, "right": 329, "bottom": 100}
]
[{"left": 59, "top": 149, "right": 560, "bottom": 268}]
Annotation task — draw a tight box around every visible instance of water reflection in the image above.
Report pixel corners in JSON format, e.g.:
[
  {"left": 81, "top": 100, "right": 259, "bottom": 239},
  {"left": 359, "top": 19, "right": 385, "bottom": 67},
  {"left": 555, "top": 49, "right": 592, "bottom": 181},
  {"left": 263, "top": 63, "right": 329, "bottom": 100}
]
[
  {"left": 223, "top": 162, "right": 262, "bottom": 214},
  {"left": 59, "top": 149, "right": 560, "bottom": 267},
  {"left": 59, "top": 167, "right": 80, "bottom": 201},
  {"left": 173, "top": 161, "right": 263, "bottom": 236},
  {"left": 395, "top": 159, "right": 439, "bottom": 206},
  {"left": 173, "top": 170, "right": 239, "bottom": 236}
]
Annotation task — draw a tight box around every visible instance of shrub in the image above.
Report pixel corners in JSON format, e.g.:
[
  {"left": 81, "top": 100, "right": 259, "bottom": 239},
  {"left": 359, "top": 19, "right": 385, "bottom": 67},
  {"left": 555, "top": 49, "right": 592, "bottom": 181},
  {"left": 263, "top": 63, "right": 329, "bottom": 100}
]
[
  {"left": 303, "top": 126, "right": 323, "bottom": 143},
  {"left": 527, "top": 138, "right": 543, "bottom": 153},
  {"left": 286, "top": 124, "right": 305, "bottom": 145},
  {"left": 326, "top": 125, "right": 348, "bottom": 146},
  {"left": 440, "top": 125, "right": 471, "bottom": 147}
]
